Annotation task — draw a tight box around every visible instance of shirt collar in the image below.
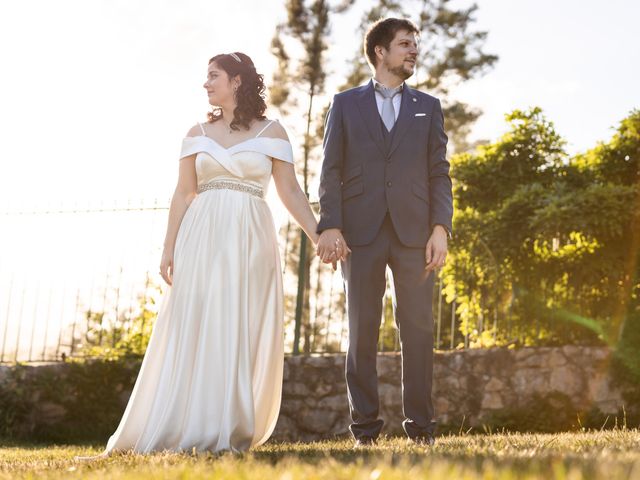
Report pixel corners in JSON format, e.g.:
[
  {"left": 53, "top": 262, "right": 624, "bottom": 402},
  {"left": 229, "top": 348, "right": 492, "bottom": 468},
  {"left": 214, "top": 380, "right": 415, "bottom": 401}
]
[{"left": 371, "top": 77, "right": 404, "bottom": 92}]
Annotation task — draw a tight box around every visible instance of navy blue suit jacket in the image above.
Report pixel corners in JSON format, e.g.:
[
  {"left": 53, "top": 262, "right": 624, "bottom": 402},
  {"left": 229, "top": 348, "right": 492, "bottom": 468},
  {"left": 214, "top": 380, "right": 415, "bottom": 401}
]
[{"left": 317, "top": 80, "right": 453, "bottom": 247}]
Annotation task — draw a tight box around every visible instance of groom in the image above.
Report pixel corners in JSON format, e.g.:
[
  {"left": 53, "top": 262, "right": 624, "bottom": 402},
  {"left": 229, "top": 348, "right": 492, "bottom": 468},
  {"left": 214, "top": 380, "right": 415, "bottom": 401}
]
[{"left": 316, "top": 17, "right": 453, "bottom": 446}]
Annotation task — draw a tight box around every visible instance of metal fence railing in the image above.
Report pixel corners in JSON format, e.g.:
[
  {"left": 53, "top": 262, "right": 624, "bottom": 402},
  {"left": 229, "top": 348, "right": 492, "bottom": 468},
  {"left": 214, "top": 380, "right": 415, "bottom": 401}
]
[{"left": 0, "top": 199, "right": 464, "bottom": 362}]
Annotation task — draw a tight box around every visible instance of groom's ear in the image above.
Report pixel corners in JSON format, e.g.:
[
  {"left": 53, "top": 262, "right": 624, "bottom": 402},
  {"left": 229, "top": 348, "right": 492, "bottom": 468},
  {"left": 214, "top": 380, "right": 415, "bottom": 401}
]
[{"left": 374, "top": 45, "right": 385, "bottom": 63}]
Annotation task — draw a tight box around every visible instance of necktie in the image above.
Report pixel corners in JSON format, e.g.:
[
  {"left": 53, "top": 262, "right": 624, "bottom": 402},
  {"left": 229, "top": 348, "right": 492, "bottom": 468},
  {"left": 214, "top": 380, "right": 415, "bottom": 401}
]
[{"left": 375, "top": 83, "right": 403, "bottom": 132}]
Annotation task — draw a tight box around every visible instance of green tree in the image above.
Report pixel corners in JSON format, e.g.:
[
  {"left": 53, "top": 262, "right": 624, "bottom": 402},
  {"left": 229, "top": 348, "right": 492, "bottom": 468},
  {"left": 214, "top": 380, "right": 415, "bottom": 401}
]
[
  {"left": 555, "top": 111, "right": 640, "bottom": 343},
  {"left": 449, "top": 108, "right": 640, "bottom": 347},
  {"left": 448, "top": 108, "right": 565, "bottom": 345},
  {"left": 270, "top": 0, "right": 354, "bottom": 354}
]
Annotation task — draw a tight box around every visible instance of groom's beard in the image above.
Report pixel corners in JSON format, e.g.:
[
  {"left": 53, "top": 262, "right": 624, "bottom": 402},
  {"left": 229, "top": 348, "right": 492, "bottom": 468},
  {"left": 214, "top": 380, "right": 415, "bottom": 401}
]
[{"left": 388, "top": 63, "right": 414, "bottom": 81}]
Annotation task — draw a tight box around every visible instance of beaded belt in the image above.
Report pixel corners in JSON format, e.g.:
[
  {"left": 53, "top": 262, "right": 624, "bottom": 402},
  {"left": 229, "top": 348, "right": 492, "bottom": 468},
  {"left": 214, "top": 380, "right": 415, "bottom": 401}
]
[{"left": 197, "top": 179, "right": 264, "bottom": 199}]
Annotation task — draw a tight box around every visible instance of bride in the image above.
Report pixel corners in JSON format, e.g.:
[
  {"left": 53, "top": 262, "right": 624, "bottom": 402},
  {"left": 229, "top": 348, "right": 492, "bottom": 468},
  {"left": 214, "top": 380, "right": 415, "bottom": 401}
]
[{"left": 77, "top": 51, "right": 348, "bottom": 458}]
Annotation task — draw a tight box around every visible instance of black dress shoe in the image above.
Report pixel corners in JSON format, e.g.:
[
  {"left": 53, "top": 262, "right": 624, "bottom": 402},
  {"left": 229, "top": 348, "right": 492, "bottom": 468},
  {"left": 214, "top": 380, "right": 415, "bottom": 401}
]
[
  {"left": 353, "top": 436, "right": 377, "bottom": 448},
  {"left": 409, "top": 434, "right": 435, "bottom": 446}
]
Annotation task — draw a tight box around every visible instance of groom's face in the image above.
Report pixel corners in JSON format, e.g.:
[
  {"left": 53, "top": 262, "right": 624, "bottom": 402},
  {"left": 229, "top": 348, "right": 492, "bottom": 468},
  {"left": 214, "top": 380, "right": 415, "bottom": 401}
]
[{"left": 379, "top": 30, "right": 419, "bottom": 80}]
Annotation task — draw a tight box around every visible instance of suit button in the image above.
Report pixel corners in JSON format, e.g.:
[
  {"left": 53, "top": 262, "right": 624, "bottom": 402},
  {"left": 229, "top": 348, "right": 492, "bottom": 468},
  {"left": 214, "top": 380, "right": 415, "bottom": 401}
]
[{"left": 386, "top": 181, "right": 392, "bottom": 187}]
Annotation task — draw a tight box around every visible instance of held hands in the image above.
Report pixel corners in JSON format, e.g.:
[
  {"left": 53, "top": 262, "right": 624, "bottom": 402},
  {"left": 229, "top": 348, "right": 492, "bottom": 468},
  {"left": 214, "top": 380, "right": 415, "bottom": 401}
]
[
  {"left": 316, "top": 228, "right": 352, "bottom": 270},
  {"left": 425, "top": 225, "right": 448, "bottom": 275}
]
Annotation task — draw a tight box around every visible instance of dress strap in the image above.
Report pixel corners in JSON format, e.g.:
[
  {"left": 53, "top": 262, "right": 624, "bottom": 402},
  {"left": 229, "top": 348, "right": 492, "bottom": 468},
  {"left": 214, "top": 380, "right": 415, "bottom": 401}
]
[
  {"left": 198, "top": 122, "right": 206, "bottom": 135},
  {"left": 254, "top": 119, "right": 276, "bottom": 138}
]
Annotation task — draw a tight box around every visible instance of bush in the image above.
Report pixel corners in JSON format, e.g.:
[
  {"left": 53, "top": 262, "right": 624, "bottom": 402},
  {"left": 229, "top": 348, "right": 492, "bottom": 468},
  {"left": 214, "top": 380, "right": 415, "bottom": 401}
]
[{"left": 0, "top": 357, "right": 141, "bottom": 443}]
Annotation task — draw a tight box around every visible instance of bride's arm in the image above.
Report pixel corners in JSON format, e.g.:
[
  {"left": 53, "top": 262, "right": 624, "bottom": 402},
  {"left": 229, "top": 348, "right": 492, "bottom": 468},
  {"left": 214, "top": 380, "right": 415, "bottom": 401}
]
[
  {"left": 265, "top": 121, "right": 320, "bottom": 247},
  {"left": 272, "top": 160, "right": 319, "bottom": 247},
  {"left": 159, "top": 126, "right": 199, "bottom": 285}
]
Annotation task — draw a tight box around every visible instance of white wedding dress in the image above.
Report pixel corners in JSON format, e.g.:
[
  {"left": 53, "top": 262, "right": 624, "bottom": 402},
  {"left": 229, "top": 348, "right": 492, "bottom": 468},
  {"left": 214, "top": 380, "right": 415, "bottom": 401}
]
[{"left": 100, "top": 120, "right": 293, "bottom": 455}]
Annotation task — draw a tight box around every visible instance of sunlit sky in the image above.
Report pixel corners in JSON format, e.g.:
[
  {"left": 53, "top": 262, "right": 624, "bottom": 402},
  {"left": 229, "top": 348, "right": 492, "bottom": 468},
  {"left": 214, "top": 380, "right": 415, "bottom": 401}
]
[{"left": 0, "top": 0, "right": 638, "bottom": 209}]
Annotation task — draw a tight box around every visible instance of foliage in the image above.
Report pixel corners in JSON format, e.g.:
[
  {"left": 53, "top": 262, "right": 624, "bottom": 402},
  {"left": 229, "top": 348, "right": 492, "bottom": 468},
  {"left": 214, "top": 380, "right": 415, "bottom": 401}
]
[
  {"left": 73, "top": 284, "right": 162, "bottom": 360},
  {"left": 447, "top": 108, "right": 640, "bottom": 350},
  {"left": 610, "top": 311, "right": 640, "bottom": 416},
  {"left": 0, "top": 359, "right": 141, "bottom": 442}
]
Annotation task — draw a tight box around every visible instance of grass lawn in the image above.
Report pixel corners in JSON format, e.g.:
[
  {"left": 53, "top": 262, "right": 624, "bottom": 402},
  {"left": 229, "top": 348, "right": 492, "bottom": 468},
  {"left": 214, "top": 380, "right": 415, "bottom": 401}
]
[{"left": 1, "top": 429, "right": 639, "bottom": 479}]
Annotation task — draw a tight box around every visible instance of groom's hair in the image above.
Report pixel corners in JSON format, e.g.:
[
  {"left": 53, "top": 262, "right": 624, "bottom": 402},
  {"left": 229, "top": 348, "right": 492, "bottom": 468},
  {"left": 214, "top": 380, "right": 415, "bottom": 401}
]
[{"left": 364, "top": 18, "right": 420, "bottom": 68}]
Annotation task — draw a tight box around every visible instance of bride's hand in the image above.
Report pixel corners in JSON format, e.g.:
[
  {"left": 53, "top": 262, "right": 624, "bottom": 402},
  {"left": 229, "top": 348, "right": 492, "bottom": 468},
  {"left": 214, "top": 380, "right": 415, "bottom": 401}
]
[{"left": 160, "top": 248, "right": 174, "bottom": 286}]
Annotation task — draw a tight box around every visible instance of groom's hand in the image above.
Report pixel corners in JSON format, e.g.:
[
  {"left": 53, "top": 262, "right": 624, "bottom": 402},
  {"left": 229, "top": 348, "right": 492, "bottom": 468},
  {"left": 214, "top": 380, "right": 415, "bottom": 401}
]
[
  {"left": 317, "top": 228, "right": 351, "bottom": 270},
  {"left": 425, "top": 225, "right": 448, "bottom": 274}
]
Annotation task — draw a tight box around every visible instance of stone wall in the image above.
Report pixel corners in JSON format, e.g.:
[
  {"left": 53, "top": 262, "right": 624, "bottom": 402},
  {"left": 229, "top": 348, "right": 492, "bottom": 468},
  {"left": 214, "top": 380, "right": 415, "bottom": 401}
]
[
  {"left": 0, "top": 346, "right": 629, "bottom": 441},
  {"left": 273, "top": 346, "right": 625, "bottom": 440}
]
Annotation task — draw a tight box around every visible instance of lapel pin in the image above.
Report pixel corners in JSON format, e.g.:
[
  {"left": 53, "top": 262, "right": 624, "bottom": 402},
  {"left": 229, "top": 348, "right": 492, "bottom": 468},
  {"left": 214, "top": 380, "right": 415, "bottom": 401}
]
[{"left": 412, "top": 98, "right": 417, "bottom": 102}]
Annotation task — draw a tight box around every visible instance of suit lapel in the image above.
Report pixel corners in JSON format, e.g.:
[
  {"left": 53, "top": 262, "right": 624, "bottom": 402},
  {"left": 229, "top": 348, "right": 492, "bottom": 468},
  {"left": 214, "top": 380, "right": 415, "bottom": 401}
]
[
  {"left": 355, "top": 80, "right": 386, "bottom": 156},
  {"left": 388, "top": 85, "right": 419, "bottom": 157}
]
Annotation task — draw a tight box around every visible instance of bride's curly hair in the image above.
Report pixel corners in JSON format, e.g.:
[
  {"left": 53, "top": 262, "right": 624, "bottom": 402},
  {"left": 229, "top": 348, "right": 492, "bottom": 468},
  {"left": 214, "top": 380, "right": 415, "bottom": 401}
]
[{"left": 206, "top": 52, "right": 267, "bottom": 131}]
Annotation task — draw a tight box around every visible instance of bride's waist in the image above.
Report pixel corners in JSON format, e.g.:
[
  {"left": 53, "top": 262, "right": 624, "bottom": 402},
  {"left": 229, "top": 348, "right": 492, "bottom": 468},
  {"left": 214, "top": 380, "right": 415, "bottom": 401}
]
[{"left": 197, "top": 178, "right": 265, "bottom": 199}]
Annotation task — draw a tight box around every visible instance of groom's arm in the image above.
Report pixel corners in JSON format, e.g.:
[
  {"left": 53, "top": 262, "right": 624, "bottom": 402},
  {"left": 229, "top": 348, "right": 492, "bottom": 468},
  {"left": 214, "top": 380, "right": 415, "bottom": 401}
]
[
  {"left": 427, "top": 98, "right": 453, "bottom": 237},
  {"left": 317, "top": 94, "right": 345, "bottom": 233}
]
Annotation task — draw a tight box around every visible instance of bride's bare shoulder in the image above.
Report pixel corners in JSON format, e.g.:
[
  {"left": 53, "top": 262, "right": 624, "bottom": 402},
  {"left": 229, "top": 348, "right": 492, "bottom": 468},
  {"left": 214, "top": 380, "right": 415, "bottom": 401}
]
[
  {"left": 261, "top": 119, "right": 289, "bottom": 141},
  {"left": 185, "top": 123, "right": 206, "bottom": 138}
]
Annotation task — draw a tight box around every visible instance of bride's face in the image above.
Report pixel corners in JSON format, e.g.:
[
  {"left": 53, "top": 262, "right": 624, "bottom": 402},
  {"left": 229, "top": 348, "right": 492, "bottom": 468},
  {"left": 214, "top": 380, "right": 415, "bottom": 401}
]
[{"left": 203, "top": 62, "right": 239, "bottom": 106}]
